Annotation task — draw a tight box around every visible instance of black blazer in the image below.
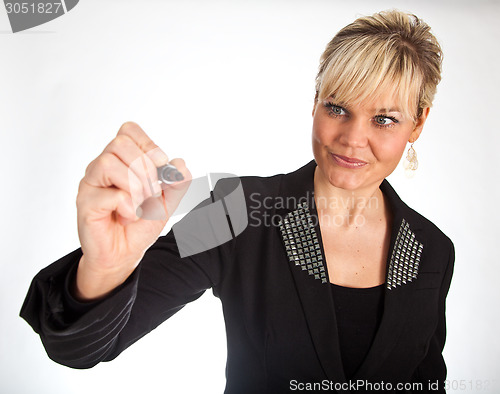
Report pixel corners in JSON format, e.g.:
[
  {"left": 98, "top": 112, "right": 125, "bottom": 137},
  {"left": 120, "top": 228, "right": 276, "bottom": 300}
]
[{"left": 20, "top": 160, "right": 455, "bottom": 393}]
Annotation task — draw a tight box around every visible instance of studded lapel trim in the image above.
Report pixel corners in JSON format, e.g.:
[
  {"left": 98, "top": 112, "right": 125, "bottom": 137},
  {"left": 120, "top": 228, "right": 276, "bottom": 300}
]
[
  {"left": 278, "top": 202, "right": 328, "bottom": 284},
  {"left": 386, "top": 218, "right": 423, "bottom": 290},
  {"left": 278, "top": 204, "right": 424, "bottom": 291}
]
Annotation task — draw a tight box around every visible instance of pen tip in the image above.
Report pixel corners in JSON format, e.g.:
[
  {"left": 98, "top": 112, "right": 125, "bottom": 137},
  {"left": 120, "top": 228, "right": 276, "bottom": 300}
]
[{"left": 175, "top": 171, "right": 184, "bottom": 181}]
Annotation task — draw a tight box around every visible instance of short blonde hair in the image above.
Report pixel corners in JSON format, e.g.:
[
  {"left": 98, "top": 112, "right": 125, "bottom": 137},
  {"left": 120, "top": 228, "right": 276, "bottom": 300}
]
[{"left": 315, "top": 9, "right": 443, "bottom": 121}]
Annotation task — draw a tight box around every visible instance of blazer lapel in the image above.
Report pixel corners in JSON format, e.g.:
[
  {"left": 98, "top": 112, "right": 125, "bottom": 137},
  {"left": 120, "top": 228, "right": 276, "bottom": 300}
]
[
  {"left": 278, "top": 201, "right": 347, "bottom": 384},
  {"left": 277, "top": 161, "right": 347, "bottom": 384},
  {"left": 352, "top": 180, "right": 425, "bottom": 379},
  {"left": 276, "top": 161, "right": 426, "bottom": 383}
]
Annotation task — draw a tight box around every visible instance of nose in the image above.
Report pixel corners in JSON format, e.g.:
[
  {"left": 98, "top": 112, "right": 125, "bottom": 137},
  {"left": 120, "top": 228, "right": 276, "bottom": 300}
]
[{"left": 338, "top": 119, "right": 368, "bottom": 148}]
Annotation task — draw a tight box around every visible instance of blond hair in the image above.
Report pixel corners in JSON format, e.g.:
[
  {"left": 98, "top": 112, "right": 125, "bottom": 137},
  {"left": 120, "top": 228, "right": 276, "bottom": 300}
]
[{"left": 315, "top": 9, "right": 443, "bottom": 121}]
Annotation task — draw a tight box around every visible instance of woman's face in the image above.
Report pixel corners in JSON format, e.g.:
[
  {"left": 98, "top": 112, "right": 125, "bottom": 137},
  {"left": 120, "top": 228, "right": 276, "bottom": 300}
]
[{"left": 312, "top": 92, "right": 429, "bottom": 192}]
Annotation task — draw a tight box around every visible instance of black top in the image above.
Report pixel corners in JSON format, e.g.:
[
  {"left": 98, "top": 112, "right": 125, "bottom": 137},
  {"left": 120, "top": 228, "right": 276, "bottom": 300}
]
[{"left": 331, "top": 282, "right": 385, "bottom": 380}]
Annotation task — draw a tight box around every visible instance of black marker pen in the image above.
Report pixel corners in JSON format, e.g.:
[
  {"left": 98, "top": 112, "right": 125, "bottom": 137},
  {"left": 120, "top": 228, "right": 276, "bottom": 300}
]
[{"left": 157, "top": 164, "right": 184, "bottom": 184}]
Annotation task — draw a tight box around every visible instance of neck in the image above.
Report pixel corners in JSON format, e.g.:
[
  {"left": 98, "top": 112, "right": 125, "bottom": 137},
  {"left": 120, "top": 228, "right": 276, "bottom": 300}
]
[{"left": 313, "top": 167, "right": 385, "bottom": 229}]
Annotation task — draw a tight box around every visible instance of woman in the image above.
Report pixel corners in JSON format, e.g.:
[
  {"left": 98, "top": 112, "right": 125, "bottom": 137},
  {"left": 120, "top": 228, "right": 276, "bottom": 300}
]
[{"left": 20, "top": 9, "right": 454, "bottom": 393}]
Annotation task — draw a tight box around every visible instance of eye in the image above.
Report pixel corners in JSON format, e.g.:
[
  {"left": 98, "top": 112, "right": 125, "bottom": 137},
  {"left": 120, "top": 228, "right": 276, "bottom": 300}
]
[
  {"left": 374, "top": 115, "right": 398, "bottom": 128},
  {"left": 324, "top": 102, "right": 347, "bottom": 117}
]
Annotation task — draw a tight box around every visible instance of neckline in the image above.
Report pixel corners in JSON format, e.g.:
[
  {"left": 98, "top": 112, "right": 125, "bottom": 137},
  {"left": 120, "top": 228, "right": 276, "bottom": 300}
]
[{"left": 330, "top": 282, "right": 385, "bottom": 292}]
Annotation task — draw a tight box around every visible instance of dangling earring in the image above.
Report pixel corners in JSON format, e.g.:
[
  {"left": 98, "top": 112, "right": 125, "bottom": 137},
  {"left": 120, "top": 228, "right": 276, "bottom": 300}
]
[{"left": 404, "top": 142, "right": 418, "bottom": 178}]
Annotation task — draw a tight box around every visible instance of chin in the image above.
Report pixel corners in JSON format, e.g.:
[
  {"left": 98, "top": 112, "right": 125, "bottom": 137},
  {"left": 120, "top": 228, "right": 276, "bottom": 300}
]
[{"left": 326, "top": 172, "right": 366, "bottom": 191}]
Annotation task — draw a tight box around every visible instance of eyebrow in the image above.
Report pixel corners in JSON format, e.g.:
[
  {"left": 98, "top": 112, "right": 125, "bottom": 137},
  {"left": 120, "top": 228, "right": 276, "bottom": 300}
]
[
  {"left": 327, "top": 95, "right": 349, "bottom": 107},
  {"left": 327, "top": 96, "right": 403, "bottom": 114},
  {"left": 371, "top": 107, "right": 403, "bottom": 113}
]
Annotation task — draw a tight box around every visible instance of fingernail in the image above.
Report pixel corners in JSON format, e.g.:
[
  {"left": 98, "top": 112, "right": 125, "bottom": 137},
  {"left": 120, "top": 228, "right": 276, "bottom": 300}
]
[
  {"left": 136, "top": 206, "right": 143, "bottom": 218},
  {"left": 154, "top": 182, "right": 163, "bottom": 195},
  {"left": 149, "top": 148, "right": 169, "bottom": 166}
]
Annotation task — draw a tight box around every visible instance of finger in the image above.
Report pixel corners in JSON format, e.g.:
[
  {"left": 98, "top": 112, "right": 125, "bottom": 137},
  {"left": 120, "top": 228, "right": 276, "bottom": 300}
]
[
  {"left": 135, "top": 152, "right": 162, "bottom": 197},
  {"left": 116, "top": 122, "right": 170, "bottom": 167},
  {"left": 145, "top": 146, "right": 170, "bottom": 168},
  {"left": 77, "top": 183, "right": 139, "bottom": 224},
  {"left": 84, "top": 153, "right": 145, "bottom": 208},
  {"left": 161, "top": 158, "right": 192, "bottom": 217},
  {"left": 102, "top": 135, "right": 163, "bottom": 197},
  {"left": 136, "top": 195, "right": 168, "bottom": 221}
]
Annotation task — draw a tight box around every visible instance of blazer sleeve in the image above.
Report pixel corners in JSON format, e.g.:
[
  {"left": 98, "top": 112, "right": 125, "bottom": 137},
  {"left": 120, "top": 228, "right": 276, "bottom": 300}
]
[
  {"left": 19, "top": 226, "right": 225, "bottom": 369},
  {"left": 413, "top": 240, "right": 455, "bottom": 392}
]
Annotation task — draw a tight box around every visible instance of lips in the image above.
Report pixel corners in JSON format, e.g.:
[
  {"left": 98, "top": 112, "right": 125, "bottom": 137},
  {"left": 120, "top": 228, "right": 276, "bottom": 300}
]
[
  {"left": 334, "top": 154, "right": 367, "bottom": 164},
  {"left": 330, "top": 153, "right": 368, "bottom": 168}
]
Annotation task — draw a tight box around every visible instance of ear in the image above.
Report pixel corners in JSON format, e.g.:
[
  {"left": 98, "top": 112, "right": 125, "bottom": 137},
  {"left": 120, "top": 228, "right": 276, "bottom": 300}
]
[{"left": 409, "top": 107, "right": 430, "bottom": 143}]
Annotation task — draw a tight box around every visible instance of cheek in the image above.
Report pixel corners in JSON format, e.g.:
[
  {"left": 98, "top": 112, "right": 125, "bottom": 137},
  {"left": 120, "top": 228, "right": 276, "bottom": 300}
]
[
  {"left": 311, "top": 115, "right": 330, "bottom": 145},
  {"left": 372, "top": 135, "right": 409, "bottom": 165}
]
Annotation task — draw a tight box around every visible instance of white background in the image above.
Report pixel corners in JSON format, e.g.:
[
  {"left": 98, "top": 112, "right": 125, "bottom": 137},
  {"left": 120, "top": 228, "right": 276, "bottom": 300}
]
[{"left": 1, "top": 0, "right": 499, "bottom": 393}]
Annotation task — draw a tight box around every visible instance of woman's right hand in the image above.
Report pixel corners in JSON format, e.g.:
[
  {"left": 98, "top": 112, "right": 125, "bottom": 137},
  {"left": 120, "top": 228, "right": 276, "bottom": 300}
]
[{"left": 74, "top": 122, "right": 191, "bottom": 301}]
